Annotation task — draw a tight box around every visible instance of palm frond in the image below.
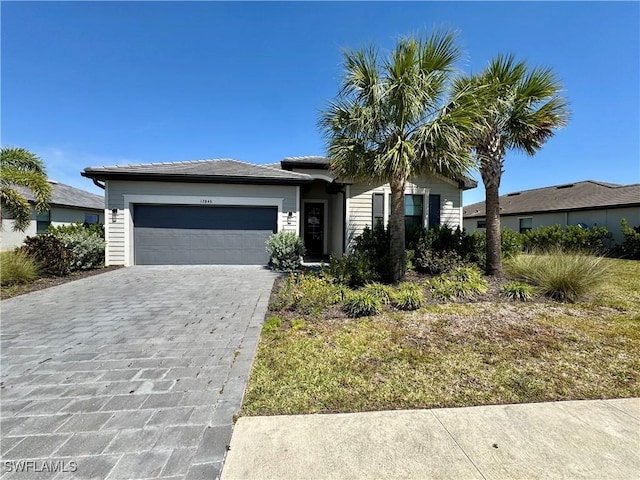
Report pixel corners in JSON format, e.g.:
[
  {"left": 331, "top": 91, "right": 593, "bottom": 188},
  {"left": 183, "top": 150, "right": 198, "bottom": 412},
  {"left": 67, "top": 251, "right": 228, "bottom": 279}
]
[{"left": 0, "top": 187, "right": 32, "bottom": 231}]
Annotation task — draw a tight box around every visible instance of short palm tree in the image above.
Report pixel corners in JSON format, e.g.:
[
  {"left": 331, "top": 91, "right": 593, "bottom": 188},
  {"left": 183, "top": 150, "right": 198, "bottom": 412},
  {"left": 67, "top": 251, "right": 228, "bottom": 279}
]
[
  {"left": 320, "top": 31, "right": 480, "bottom": 281},
  {"left": 1, "top": 147, "right": 52, "bottom": 231},
  {"left": 457, "top": 55, "right": 569, "bottom": 275}
]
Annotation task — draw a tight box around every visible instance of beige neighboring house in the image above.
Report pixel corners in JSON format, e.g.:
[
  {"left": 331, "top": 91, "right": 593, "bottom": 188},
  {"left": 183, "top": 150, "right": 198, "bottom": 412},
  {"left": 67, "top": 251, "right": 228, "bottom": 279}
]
[
  {"left": 0, "top": 181, "right": 105, "bottom": 250},
  {"left": 81, "top": 156, "right": 476, "bottom": 266},
  {"left": 463, "top": 180, "right": 640, "bottom": 246}
]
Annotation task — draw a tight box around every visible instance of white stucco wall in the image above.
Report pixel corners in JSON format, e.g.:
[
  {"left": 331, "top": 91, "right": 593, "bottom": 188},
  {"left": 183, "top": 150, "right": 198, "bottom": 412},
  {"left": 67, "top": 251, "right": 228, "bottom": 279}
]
[
  {"left": 463, "top": 206, "right": 640, "bottom": 246},
  {"left": 1, "top": 206, "right": 105, "bottom": 250}
]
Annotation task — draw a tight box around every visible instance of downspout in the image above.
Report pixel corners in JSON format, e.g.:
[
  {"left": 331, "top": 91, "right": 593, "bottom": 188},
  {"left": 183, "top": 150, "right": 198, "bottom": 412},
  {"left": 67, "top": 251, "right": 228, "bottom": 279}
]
[{"left": 92, "top": 178, "right": 106, "bottom": 190}]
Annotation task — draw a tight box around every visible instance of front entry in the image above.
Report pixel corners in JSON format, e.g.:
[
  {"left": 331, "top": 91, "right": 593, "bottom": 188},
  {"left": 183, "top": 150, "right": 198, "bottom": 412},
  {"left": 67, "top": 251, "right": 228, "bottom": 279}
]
[{"left": 303, "top": 202, "right": 324, "bottom": 255}]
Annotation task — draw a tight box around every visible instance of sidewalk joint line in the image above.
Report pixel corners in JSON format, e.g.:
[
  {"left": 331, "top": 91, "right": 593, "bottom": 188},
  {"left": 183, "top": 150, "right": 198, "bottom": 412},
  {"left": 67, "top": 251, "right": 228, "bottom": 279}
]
[{"left": 431, "top": 410, "right": 487, "bottom": 480}]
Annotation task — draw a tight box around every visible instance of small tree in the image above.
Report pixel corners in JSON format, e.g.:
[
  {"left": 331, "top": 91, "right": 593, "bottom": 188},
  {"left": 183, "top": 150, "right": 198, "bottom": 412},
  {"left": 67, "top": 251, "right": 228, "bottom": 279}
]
[
  {"left": 1, "top": 147, "right": 52, "bottom": 231},
  {"left": 320, "top": 31, "right": 480, "bottom": 281},
  {"left": 455, "top": 55, "right": 569, "bottom": 275}
]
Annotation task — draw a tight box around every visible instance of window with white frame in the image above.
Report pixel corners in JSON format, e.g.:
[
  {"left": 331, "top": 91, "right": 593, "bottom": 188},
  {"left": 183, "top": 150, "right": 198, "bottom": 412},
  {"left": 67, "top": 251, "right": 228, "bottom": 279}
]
[
  {"left": 36, "top": 210, "right": 50, "bottom": 234},
  {"left": 84, "top": 213, "right": 99, "bottom": 224},
  {"left": 372, "top": 193, "right": 384, "bottom": 227}
]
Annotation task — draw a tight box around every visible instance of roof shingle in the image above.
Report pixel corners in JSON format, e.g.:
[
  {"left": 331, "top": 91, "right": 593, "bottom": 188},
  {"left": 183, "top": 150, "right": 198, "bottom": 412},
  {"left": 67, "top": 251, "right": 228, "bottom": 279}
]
[
  {"left": 464, "top": 180, "right": 640, "bottom": 218},
  {"left": 16, "top": 181, "right": 104, "bottom": 210}
]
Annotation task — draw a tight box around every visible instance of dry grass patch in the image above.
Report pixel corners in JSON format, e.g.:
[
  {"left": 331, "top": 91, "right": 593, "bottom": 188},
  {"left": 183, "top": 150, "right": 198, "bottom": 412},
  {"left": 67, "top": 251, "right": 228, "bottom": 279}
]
[{"left": 242, "top": 259, "right": 640, "bottom": 416}]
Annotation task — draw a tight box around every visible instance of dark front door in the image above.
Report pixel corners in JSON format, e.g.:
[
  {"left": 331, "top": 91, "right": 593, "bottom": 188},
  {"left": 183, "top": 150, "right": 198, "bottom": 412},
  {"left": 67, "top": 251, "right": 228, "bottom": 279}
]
[{"left": 304, "top": 203, "right": 324, "bottom": 255}]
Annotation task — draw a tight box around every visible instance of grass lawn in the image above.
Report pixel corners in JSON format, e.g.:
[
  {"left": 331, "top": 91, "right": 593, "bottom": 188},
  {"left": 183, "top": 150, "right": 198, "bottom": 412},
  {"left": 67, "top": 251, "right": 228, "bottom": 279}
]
[{"left": 241, "top": 258, "right": 640, "bottom": 416}]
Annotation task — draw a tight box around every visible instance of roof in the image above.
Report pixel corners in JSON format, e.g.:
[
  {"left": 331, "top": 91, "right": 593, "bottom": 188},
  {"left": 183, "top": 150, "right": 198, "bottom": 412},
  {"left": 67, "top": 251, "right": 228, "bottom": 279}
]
[
  {"left": 82, "top": 159, "right": 313, "bottom": 185},
  {"left": 281, "top": 156, "right": 331, "bottom": 169},
  {"left": 16, "top": 181, "right": 104, "bottom": 210},
  {"left": 464, "top": 180, "right": 640, "bottom": 218}
]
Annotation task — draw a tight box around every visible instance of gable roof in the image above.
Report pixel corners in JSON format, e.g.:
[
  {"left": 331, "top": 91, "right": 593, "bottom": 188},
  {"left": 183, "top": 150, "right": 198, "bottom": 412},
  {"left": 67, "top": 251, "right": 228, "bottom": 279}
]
[
  {"left": 464, "top": 180, "right": 640, "bottom": 218},
  {"left": 16, "top": 181, "right": 104, "bottom": 211},
  {"left": 82, "top": 158, "right": 313, "bottom": 185}
]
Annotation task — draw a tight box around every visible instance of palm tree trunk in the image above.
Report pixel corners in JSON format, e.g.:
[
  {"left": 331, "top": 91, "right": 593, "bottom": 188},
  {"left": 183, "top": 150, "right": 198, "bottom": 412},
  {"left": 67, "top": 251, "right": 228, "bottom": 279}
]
[
  {"left": 389, "top": 176, "right": 406, "bottom": 282},
  {"left": 479, "top": 136, "right": 504, "bottom": 276}
]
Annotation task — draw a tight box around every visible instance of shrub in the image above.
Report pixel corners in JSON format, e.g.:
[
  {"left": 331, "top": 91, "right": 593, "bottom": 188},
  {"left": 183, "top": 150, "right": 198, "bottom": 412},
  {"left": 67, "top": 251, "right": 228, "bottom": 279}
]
[
  {"left": 262, "top": 315, "right": 283, "bottom": 334},
  {"left": 522, "top": 225, "right": 609, "bottom": 253},
  {"left": 266, "top": 231, "right": 306, "bottom": 271},
  {"left": 48, "top": 222, "right": 105, "bottom": 239},
  {"left": 392, "top": 282, "right": 425, "bottom": 310},
  {"left": 343, "top": 292, "right": 382, "bottom": 318},
  {"left": 289, "top": 318, "right": 306, "bottom": 331},
  {"left": 0, "top": 250, "right": 40, "bottom": 286},
  {"left": 21, "top": 234, "right": 71, "bottom": 276},
  {"left": 463, "top": 231, "right": 522, "bottom": 270},
  {"left": 428, "top": 265, "right": 488, "bottom": 300},
  {"left": 326, "top": 253, "right": 379, "bottom": 287},
  {"left": 504, "top": 250, "right": 609, "bottom": 302},
  {"left": 502, "top": 281, "right": 534, "bottom": 302},
  {"left": 415, "top": 249, "right": 464, "bottom": 275},
  {"left": 49, "top": 226, "right": 105, "bottom": 271},
  {"left": 275, "top": 273, "right": 340, "bottom": 314},
  {"left": 351, "top": 223, "right": 392, "bottom": 281},
  {"left": 617, "top": 218, "right": 640, "bottom": 259},
  {"left": 361, "top": 282, "right": 394, "bottom": 304}
]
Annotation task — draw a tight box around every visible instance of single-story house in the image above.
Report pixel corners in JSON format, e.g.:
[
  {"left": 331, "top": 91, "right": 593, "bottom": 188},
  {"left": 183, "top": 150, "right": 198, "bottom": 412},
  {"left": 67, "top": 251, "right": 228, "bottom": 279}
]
[
  {"left": 81, "top": 156, "right": 476, "bottom": 266},
  {"left": 1, "top": 181, "right": 105, "bottom": 250},
  {"left": 463, "top": 180, "right": 640, "bottom": 246}
]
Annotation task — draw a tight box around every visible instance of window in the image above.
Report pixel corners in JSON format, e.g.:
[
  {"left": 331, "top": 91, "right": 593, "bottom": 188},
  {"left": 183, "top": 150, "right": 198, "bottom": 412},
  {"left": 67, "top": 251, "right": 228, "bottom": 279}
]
[
  {"left": 428, "top": 194, "right": 441, "bottom": 228},
  {"left": 372, "top": 193, "right": 384, "bottom": 227},
  {"left": 404, "top": 194, "right": 423, "bottom": 229},
  {"left": 477, "top": 221, "right": 486, "bottom": 229},
  {"left": 84, "top": 213, "right": 99, "bottom": 224},
  {"left": 36, "top": 210, "right": 50, "bottom": 234},
  {"left": 519, "top": 217, "right": 533, "bottom": 233}
]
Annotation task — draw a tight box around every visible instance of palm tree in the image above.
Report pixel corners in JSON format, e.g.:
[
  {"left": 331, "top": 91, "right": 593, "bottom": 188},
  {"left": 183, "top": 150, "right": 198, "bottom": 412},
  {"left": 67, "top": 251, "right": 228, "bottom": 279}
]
[
  {"left": 457, "top": 55, "right": 569, "bottom": 275},
  {"left": 1, "top": 147, "right": 53, "bottom": 231},
  {"left": 320, "top": 31, "right": 480, "bottom": 282}
]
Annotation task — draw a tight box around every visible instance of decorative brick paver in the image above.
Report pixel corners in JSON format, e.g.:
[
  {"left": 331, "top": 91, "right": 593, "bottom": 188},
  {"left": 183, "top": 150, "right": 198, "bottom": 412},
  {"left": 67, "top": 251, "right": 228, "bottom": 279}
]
[{"left": 1, "top": 266, "right": 276, "bottom": 479}]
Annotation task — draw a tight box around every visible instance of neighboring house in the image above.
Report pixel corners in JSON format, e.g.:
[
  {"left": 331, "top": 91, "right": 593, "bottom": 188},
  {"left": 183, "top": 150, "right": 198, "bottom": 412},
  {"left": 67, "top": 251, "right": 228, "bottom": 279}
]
[
  {"left": 81, "top": 156, "right": 476, "bottom": 266},
  {"left": 0, "top": 181, "right": 105, "bottom": 250},
  {"left": 463, "top": 180, "right": 640, "bottom": 246}
]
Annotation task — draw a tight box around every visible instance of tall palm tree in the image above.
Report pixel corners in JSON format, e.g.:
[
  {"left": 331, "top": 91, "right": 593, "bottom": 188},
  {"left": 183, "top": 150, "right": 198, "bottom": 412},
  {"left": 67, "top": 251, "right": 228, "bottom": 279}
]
[
  {"left": 320, "top": 31, "right": 480, "bottom": 281},
  {"left": 456, "top": 55, "right": 569, "bottom": 275},
  {"left": 1, "top": 147, "right": 52, "bottom": 231}
]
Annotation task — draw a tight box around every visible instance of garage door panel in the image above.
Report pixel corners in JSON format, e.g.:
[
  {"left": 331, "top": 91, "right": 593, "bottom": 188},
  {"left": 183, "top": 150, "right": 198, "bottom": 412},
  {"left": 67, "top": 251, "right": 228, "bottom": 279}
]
[{"left": 133, "top": 205, "right": 277, "bottom": 265}]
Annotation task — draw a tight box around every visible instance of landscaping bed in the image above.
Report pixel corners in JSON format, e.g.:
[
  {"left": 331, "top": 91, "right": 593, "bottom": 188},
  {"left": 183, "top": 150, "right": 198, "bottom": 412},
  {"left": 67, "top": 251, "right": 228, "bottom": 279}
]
[{"left": 241, "top": 258, "right": 640, "bottom": 416}]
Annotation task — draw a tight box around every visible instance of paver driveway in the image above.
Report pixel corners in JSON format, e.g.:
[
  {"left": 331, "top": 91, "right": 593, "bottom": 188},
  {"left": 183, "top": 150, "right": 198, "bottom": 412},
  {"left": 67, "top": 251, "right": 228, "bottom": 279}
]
[{"left": 0, "top": 266, "right": 277, "bottom": 479}]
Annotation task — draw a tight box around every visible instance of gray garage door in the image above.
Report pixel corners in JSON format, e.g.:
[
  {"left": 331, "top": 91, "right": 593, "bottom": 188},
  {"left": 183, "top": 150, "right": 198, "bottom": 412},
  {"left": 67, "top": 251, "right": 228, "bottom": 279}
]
[{"left": 133, "top": 204, "right": 277, "bottom": 265}]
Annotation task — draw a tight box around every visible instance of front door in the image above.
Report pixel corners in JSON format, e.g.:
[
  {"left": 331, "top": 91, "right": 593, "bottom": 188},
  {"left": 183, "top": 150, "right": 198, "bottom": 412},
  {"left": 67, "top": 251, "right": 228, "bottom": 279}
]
[{"left": 304, "top": 203, "right": 324, "bottom": 255}]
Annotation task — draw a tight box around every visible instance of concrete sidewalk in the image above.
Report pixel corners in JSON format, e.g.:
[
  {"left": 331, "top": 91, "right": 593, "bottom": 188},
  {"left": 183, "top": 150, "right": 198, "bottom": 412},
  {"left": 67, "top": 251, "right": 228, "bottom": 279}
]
[{"left": 221, "top": 398, "right": 640, "bottom": 480}]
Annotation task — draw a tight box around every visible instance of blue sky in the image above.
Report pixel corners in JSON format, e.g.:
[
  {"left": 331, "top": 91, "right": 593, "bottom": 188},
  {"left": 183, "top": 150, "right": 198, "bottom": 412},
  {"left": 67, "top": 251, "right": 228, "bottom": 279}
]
[{"left": 2, "top": 1, "right": 639, "bottom": 205}]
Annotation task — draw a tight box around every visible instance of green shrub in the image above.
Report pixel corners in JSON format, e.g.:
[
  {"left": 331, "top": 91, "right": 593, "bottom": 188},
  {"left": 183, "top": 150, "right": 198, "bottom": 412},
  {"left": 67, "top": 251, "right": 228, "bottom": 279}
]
[
  {"left": 392, "top": 282, "right": 425, "bottom": 310},
  {"left": 502, "top": 281, "right": 534, "bottom": 301},
  {"left": 415, "top": 249, "right": 464, "bottom": 275},
  {"left": 428, "top": 265, "right": 488, "bottom": 300},
  {"left": 49, "top": 225, "right": 105, "bottom": 271},
  {"left": 289, "top": 318, "right": 306, "bottom": 331},
  {"left": 21, "top": 234, "right": 71, "bottom": 276},
  {"left": 342, "top": 292, "right": 382, "bottom": 318},
  {"left": 463, "top": 231, "right": 522, "bottom": 270},
  {"left": 262, "top": 315, "right": 283, "bottom": 334},
  {"left": 48, "top": 222, "right": 105, "bottom": 239},
  {"left": 361, "top": 282, "right": 394, "bottom": 304},
  {"left": 405, "top": 249, "right": 415, "bottom": 273},
  {"left": 266, "top": 231, "right": 306, "bottom": 271},
  {"left": 0, "top": 250, "right": 40, "bottom": 286},
  {"left": 504, "top": 250, "right": 609, "bottom": 302},
  {"left": 326, "top": 253, "right": 379, "bottom": 287},
  {"left": 351, "top": 223, "right": 392, "bottom": 281},
  {"left": 275, "top": 273, "right": 340, "bottom": 314},
  {"left": 522, "top": 225, "right": 609, "bottom": 253},
  {"left": 617, "top": 218, "right": 640, "bottom": 259}
]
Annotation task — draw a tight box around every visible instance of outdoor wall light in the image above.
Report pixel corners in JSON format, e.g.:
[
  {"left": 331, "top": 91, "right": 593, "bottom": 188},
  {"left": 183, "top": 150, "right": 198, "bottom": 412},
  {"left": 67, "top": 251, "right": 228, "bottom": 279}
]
[
  {"left": 111, "top": 209, "right": 118, "bottom": 223},
  {"left": 287, "top": 211, "right": 293, "bottom": 225}
]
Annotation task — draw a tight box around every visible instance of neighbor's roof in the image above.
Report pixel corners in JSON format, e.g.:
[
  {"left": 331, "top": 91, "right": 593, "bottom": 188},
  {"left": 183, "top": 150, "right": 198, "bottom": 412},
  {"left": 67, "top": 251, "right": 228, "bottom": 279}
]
[
  {"left": 16, "top": 181, "right": 104, "bottom": 210},
  {"left": 82, "top": 159, "right": 313, "bottom": 185},
  {"left": 464, "top": 180, "right": 640, "bottom": 218}
]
